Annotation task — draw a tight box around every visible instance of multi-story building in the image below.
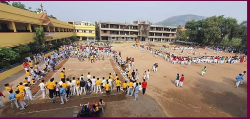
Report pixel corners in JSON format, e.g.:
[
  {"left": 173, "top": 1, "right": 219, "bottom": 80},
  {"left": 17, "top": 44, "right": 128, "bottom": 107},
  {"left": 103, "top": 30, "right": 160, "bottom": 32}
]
[
  {"left": 99, "top": 21, "right": 177, "bottom": 42},
  {"left": 68, "top": 21, "right": 96, "bottom": 41},
  {"left": 0, "top": 3, "right": 96, "bottom": 48},
  {"left": 0, "top": 3, "right": 76, "bottom": 47}
]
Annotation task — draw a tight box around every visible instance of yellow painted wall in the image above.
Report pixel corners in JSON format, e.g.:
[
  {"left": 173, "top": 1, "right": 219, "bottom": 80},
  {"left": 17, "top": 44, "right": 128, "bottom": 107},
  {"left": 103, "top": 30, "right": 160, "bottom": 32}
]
[
  {"left": 0, "top": 3, "right": 74, "bottom": 29},
  {"left": 74, "top": 25, "right": 95, "bottom": 37},
  {"left": 0, "top": 32, "right": 74, "bottom": 47},
  {"left": 0, "top": 33, "right": 34, "bottom": 47},
  {"left": 0, "top": 51, "right": 54, "bottom": 81},
  {"left": 45, "top": 32, "right": 74, "bottom": 41},
  {"left": 75, "top": 33, "right": 95, "bottom": 37}
]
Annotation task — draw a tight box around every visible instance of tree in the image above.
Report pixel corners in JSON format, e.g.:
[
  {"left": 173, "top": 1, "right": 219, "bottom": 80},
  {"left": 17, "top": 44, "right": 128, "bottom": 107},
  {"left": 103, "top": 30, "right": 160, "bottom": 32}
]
[
  {"left": 238, "top": 21, "right": 247, "bottom": 49},
  {"left": 48, "top": 15, "right": 57, "bottom": 19},
  {"left": 0, "top": 47, "right": 19, "bottom": 68},
  {"left": 220, "top": 37, "right": 229, "bottom": 47},
  {"left": 95, "top": 22, "right": 100, "bottom": 40},
  {"left": 70, "top": 36, "right": 79, "bottom": 42},
  {"left": 230, "top": 37, "right": 242, "bottom": 48},
  {"left": 1, "top": 1, "right": 10, "bottom": 5},
  {"left": 34, "top": 27, "right": 46, "bottom": 46},
  {"left": 13, "top": 45, "right": 30, "bottom": 55},
  {"left": 12, "top": 2, "right": 27, "bottom": 10}
]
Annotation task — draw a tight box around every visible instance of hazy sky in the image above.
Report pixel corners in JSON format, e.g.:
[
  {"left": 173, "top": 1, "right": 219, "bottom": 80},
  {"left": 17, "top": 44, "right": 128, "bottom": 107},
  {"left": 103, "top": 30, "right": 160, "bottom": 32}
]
[{"left": 18, "top": 1, "right": 247, "bottom": 24}]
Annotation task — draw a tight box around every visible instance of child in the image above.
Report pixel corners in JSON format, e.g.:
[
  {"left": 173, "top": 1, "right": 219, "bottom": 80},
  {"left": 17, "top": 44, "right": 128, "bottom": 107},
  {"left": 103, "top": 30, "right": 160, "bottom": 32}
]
[
  {"left": 16, "top": 90, "right": 27, "bottom": 110},
  {"left": 55, "top": 82, "right": 60, "bottom": 97},
  {"left": 179, "top": 74, "right": 185, "bottom": 87},
  {"left": 122, "top": 81, "right": 128, "bottom": 94},
  {"left": 201, "top": 66, "right": 206, "bottom": 76},
  {"left": 24, "top": 84, "right": 33, "bottom": 100},
  {"left": 175, "top": 73, "right": 180, "bottom": 87},
  {"left": 138, "top": 82, "right": 142, "bottom": 92}
]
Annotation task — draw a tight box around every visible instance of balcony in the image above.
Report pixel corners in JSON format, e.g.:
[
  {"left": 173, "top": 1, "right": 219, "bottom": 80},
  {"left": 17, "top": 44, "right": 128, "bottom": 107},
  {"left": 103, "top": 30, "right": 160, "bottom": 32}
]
[{"left": 75, "top": 32, "right": 95, "bottom": 37}]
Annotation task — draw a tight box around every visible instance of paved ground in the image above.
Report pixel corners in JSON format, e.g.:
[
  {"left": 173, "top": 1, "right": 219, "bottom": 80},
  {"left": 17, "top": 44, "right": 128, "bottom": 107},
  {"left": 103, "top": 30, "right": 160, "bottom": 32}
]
[{"left": 0, "top": 41, "right": 247, "bottom": 117}]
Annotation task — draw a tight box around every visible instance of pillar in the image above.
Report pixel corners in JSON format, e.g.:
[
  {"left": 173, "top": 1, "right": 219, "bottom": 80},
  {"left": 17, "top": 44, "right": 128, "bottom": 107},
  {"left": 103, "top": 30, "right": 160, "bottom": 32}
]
[
  {"left": 58, "top": 28, "right": 60, "bottom": 32},
  {"left": 47, "top": 26, "right": 50, "bottom": 32},
  {"left": 28, "top": 24, "right": 32, "bottom": 32},
  {"left": 53, "top": 27, "right": 56, "bottom": 32},
  {"left": 80, "top": 36, "right": 82, "bottom": 41},
  {"left": 11, "top": 21, "right": 17, "bottom": 32}
]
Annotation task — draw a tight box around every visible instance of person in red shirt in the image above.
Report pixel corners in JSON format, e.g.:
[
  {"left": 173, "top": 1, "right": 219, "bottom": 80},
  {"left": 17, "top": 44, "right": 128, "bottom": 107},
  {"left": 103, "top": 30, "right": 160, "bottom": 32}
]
[
  {"left": 0, "top": 91, "right": 5, "bottom": 107},
  {"left": 179, "top": 74, "right": 185, "bottom": 87},
  {"left": 142, "top": 79, "right": 147, "bottom": 95},
  {"left": 131, "top": 58, "right": 135, "bottom": 67},
  {"left": 23, "top": 61, "right": 29, "bottom": 72}
]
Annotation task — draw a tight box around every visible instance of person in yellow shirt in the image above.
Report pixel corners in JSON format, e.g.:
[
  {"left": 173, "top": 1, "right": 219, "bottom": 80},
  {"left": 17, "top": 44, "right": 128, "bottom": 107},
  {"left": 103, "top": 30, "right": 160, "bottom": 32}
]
[
  {"left": 28, "top": 61, "right": 33, "bottom": 68},
  {"left": 127, "top": 71, "right": 131, "bottom": 78},
  {"left": 105, "top": 81, "right": 111, "bottom": 95},
  {"left": 60, "top": 71, "right": 65, "bottom": 79},
  {"left": 109, "top": 73, "right": 113, "bottom": 80},
  {"left": 62, "top": 68, "right": 66, "bottom": 77},
  {"left": 16, "top": 90, "right": 27, "bottom": 110},
  {"left": 26, "top": 70, "right": 30, "bottom": 77},
  {"left": 17, "top": 83, "right": 25, "bottom": 94},
  {"left": 22, "top": 77, "right": 28, "bottom": 84},
  {"left": 116, "top": 78, "right": 121, "bottom": 92},
  {"left": 127, "top": 81, "right": 133, "bottom": 96},
  {"left": 122, "top": 81, "right": 128, "bottom": 94},
  {"left": 5, "top": 83, "right": 12, "bottom": 94},
  {"left": 45, "top": 78, "right": 56, "bottom": 99},
  {"left": 95, "top": 78, "right": 102, "bottom": 93},
  {"left": 76, "top": 78, "right": 80, "bottom": 96},
  {"left": 30, "top": 79, "right": 35, "bottom": 86},
  {"left": 114, "top": 74, "right": 118, "bottom": 81},
  {"left": 90, "top": 55, "right": 94, "bottom": 63}
]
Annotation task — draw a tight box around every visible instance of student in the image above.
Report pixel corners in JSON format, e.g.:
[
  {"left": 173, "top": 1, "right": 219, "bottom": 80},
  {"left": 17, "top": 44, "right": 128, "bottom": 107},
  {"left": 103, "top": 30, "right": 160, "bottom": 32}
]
[
  {"left": 122, "top": 81, "right": 128, "bottom": 94},
  {"left": 142, "top": 79, "right": 147, "bottom": 95},
  {"left": 105, "top": 81, "right": 111, "bottom": 95},
  {"left": 80, "top": 74, "right": 84, "bottom": 81},
  {"left": 55, "top": 82, "right": 60, "bottom": 97},
  {"left": 72, "top": 77, "right": 77, "bottom": 95},
  {"left": 175, "top": 73, "right": 180, "bottom": 87},
  {"left": 146, "top": 69, "right": 150, "bottom": 80},
  {"left": 22, "top": 77, "right": 28, "bottom": 85},
  {"left": 91, "top": 76, "right": 96, "bottom": 92},
  {"left": 5, "top": 83, "right": 12, "bottom": 94},
  {"left": 17, "top": 82, "right": 25, "bottom": 94},
  {"left": 60, "top": 86, "right": 68, "bottom": 105},
  {"left": 76, "top": 78, "right": 80, "bottom": 96},
  {"left": 45, "top": 78, "right": 56, "bottom": 99},
  {"left": 116, "top": 78, "right": 121, "bottom": 92},
  {"left": 143, "top": 71, "right": 147, "bottom": 80},
  {"left": 108, "top": 76, "right": 113, "bottom": 91},
  {"left": 179, "top": 74, "right": 185, "bottom": 87},
  {"left": 135, "top": 69, "right": 139, "bottom": 80},
  {"left": 24, "top": 84, "right": 33, "bottom": 100},
  {"left": 8, "top": 90, "right": 19, "bottom": 109},
  {"left": 96, "top": 78, "right": 102, "bottom": 93},
  {"left": 127, "top": 81, "right": 133, "bottom": 96},
  {"left": 138, "top": 82, "right": 142, "bottom": 92},
  {"left": 87, "top": 72, "right": 91, "bottom": 80},
  {"left": 115, "top": 74, "right": 118, "bottom": 81},
  {"left": 16, "top": 90, "right": 27, "bottom": 110},
  {"left": 38, "top": 80, "right": 46, "bottom": 98},
  {"left": 236, "top": 74, "right": 243, "bottom": 88},
  {"left": 241, "top": 71, "right": 246, "bottom": 84},
  {"left": 133, "top": 83, "right": 139, "bottom": 101},
  {"left": 101, "top": 77, "right": 107, "bottom": 93},
  {"left": 202, "top": 66, "right": 207, "bottom": 76},
  {"left": 61, "top": 80, "right": 69, "bottom": 97},
  {"left": 0, "top": 91, "right": 5, "bottom": 107},
  {"left": 60, "top": 71, "right": 65, "bottom": 79},
  {"left": 80, "top": 78, "right": 86, "bottom": 95}
]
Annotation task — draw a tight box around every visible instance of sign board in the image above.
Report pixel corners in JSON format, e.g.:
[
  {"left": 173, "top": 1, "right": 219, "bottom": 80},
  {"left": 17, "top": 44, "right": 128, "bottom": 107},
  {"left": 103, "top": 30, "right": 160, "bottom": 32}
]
[{"left": 45, "top": 33, "right": 54, "bottom": 36}]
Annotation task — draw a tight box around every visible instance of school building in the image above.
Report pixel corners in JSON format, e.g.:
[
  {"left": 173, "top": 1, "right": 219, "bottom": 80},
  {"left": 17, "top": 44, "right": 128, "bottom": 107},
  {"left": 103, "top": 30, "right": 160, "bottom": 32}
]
[
  {"left": 0, "top": 3, "right": 95, "bottom": 48},
  {"left": 99, "top": 21, "right": 177, "bottom": 42},
  {"left": 68, "top": 21, "right": 96, "bottom": 41}
]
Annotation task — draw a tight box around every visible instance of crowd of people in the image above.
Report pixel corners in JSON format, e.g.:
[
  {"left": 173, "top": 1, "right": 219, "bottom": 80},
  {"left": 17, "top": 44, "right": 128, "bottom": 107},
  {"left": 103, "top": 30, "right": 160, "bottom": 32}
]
[{"left": 135, "top": 44, "right": 247, "bottom": 66}]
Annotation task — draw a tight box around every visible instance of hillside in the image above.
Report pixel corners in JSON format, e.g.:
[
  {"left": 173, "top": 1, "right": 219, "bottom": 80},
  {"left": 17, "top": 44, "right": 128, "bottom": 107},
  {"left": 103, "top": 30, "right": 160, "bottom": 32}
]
[{"left": 155, "top": 14, "right": 206, "bottom": 27}]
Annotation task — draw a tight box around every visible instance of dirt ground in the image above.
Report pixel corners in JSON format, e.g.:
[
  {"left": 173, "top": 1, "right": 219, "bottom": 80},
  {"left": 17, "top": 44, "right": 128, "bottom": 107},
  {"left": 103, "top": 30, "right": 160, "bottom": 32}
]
[
  {"left": 112, "top": 42, "right": 247, "bottom": 117},
  {"left": 0, "top": 41, "right": 247, "bottom": 117}
]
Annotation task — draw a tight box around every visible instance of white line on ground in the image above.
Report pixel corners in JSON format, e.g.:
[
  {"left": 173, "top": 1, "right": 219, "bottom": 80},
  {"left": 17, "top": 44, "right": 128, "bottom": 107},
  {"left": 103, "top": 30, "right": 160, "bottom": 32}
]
[
  {"left": 33, "top": 59, "right": 69, "bottom": 99},
  {"left": 16, "top": 106, "right": 79, "bottom": 115},
  {"left": 68, "top": 68, "right": 113, "bottom": 71}
]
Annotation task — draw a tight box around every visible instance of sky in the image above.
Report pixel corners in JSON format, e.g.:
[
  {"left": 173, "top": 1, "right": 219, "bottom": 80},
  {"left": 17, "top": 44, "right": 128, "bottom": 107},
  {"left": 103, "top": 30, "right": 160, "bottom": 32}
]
[{"left": 18, "top": 1, "right": 247, "bottom": 24}]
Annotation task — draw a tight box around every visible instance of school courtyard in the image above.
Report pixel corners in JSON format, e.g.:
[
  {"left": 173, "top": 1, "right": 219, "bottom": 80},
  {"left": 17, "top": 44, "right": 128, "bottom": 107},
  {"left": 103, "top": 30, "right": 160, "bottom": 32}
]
[{"left": 0, "top": 41, "right": 247, "bottom": 117}]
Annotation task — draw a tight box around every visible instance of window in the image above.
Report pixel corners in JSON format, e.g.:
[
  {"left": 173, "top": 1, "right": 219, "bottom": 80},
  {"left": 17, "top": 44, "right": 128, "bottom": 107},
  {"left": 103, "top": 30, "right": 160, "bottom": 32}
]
[
  {"left": 104, "top": 30, "right": 107, "bottom": 33},
  {"left": 83, "top": 30, "right": 86, "bottom": 33},
  {"left": 89, "top": 30, "right": 92, "bottom": 33},
  {"left": 112, "top": 37, "right": 115, "bottom": 39},
  {"left": 122, "top": 37, "right": 124, "bottom": 39}
]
